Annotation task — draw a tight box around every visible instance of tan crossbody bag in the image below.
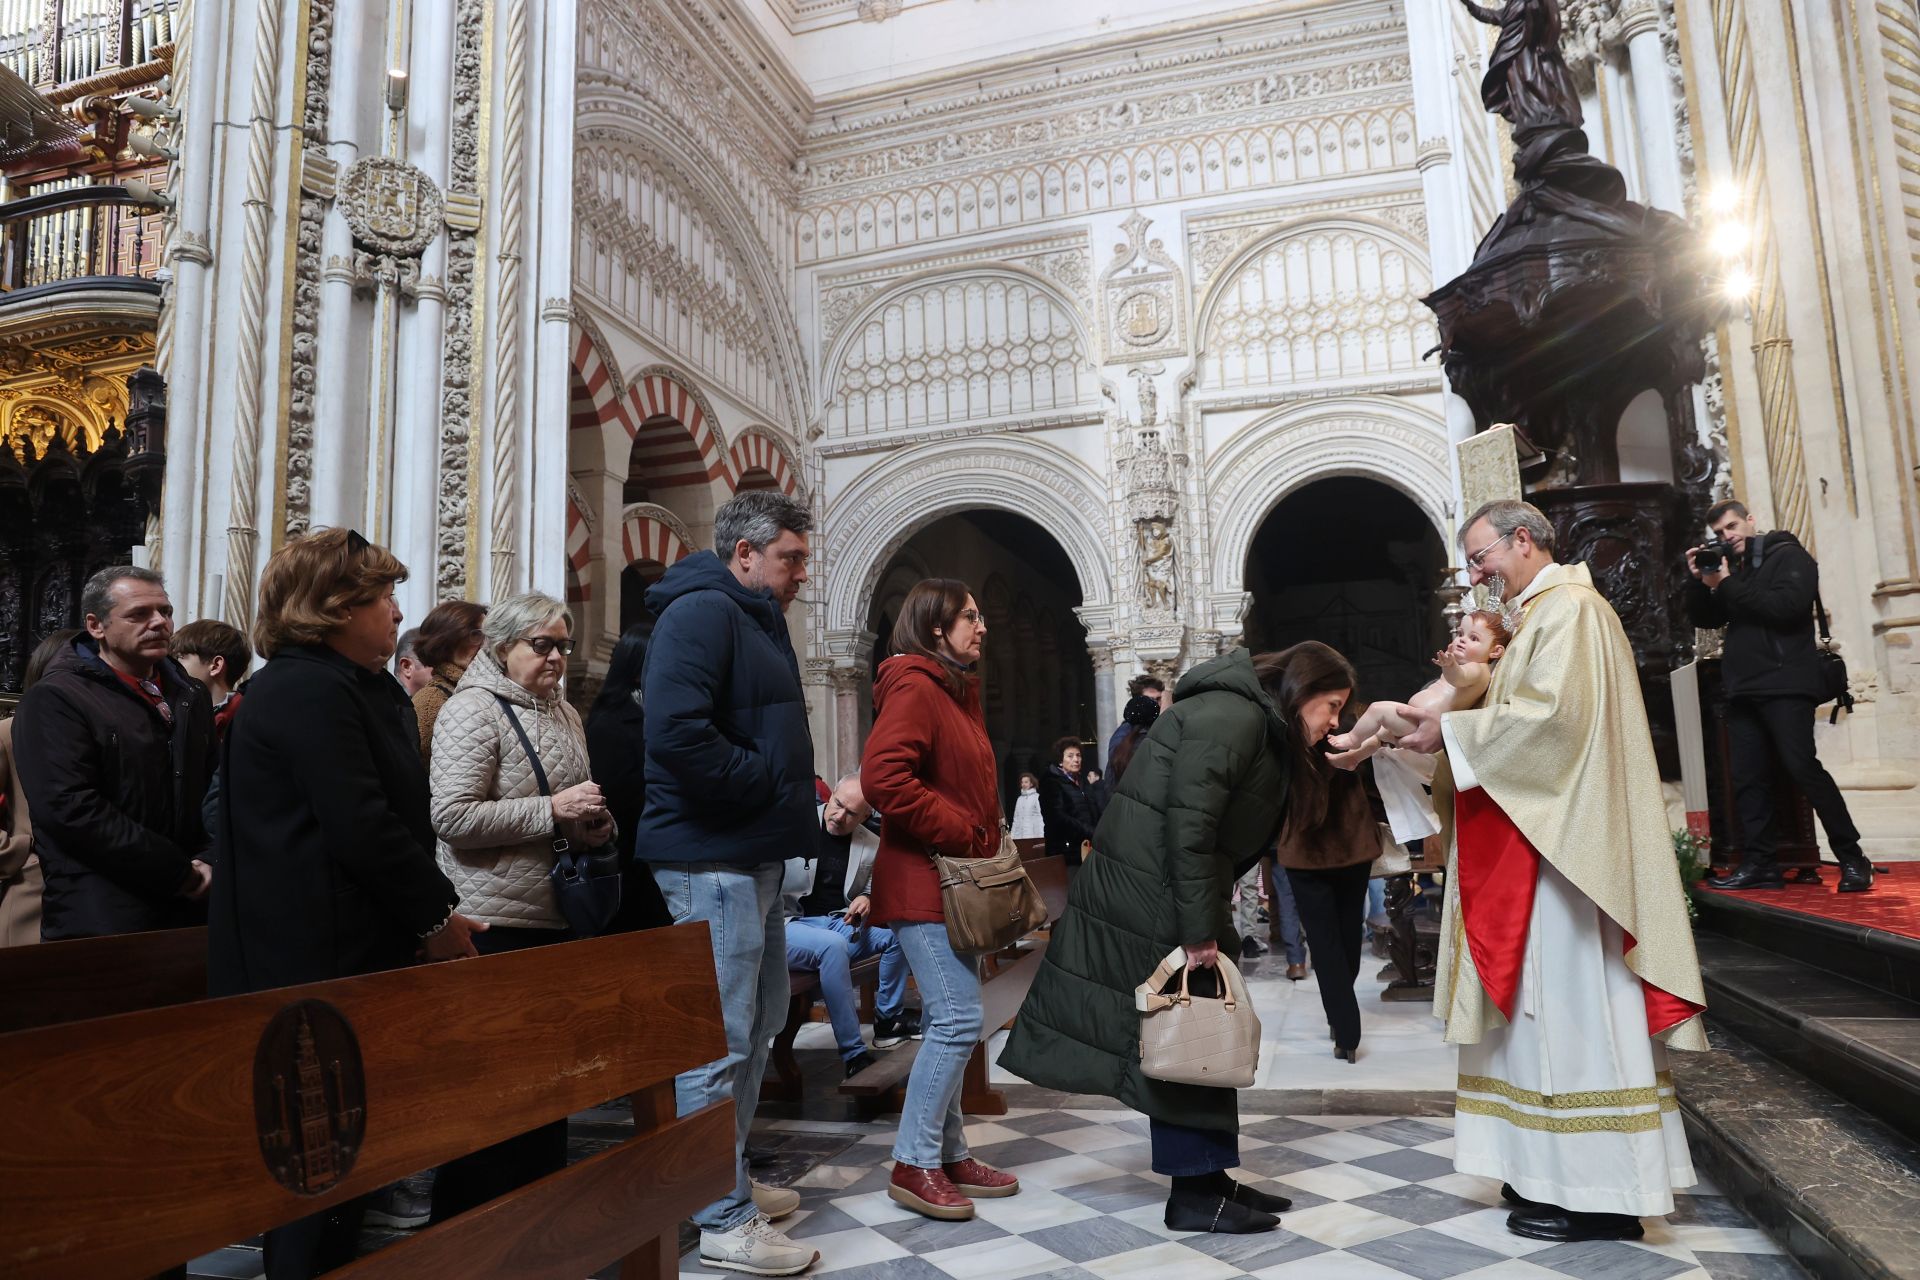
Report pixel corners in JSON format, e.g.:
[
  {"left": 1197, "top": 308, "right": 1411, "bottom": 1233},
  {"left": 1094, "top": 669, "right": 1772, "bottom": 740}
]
[
  {"left": 1134, "top": 947, "right": 1262, "bottom": 1088},
  {"left": 935, "top": 829, "right": 1049, "bottom": 955}
]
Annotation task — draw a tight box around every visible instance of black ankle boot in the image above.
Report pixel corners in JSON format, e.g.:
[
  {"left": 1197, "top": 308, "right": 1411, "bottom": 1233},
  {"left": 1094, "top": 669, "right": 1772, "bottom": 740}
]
[
  {"left": 1164, "top": 1188, "right": 1280, "bottom": 1234},
  {"left": 1706, "top": 862, "right": 1783, "bottom": 890},
  {"left": 1838, "top": 851, "right": 1875, "bottom": 893},
  {"left": 1506, "top": 1203, "right": 1644, "bottom": 1242},
  {"left": 1224, "top": 1177, "right": 1292, "bottom": 1215}
]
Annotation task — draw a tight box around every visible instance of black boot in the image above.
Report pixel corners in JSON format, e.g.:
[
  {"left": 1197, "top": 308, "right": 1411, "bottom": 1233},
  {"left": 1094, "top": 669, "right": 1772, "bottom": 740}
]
[
  {"left": 1164, "top": 1189, "right": 1280, "bottom": 1234},
  {"left": 1706, "top": 861, "right": 1784, "bottom": 890},
  {"left": 1837, "top": 851, "right": 1875, "bottom": 893},
  {"left": 1224, "top": 1177, "right": 1292, "bottom": 1215},
  {"left": 1506, "top": 1203, "right": 1644, "bottom": 1242}
]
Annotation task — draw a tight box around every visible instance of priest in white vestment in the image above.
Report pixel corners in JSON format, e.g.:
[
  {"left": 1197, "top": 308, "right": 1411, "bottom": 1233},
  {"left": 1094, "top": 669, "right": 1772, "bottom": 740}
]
[{"left": 1391, "top": 499, "right": 1708, "bottom": 1244}]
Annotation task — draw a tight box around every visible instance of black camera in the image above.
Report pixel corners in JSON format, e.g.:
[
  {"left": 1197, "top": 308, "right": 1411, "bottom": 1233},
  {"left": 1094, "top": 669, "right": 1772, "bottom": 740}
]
[{"left": 1694, "top": 538, "right": 1736, "bottom": 572}]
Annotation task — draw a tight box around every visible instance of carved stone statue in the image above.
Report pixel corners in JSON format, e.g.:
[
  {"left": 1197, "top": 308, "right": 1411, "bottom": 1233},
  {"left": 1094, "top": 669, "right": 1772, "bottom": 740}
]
[
  {"left": 1139, "top": 518, "right": 1177, "bottom": 613},
  {"left": 1460, "top": 0, "right": 1583, "bottom": 130}
]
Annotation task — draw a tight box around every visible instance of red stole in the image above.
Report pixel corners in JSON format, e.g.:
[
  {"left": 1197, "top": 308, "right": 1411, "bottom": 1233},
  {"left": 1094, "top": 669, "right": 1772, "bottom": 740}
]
[{"left": 1455, "top": 787, "right": 1702, "bottom": 1037}]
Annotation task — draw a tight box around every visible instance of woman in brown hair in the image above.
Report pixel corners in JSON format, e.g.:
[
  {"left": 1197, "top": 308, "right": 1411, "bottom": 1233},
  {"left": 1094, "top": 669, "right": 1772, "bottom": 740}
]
[
  {"left": 411, "top": 599, "right": 489, "bottom": 764},
  {"left": 862, "top": 579, "right": 1020, "bottom": 1221},
  {"left": 1270, "top": 641, "right": 1379, "bottom": 1063},
  {"left": 207, "top": 528, "right": 477, "bottom": 1279}
]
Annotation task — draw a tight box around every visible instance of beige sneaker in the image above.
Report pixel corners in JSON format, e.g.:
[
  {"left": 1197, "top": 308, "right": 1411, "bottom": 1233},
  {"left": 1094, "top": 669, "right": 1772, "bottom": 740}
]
[
  {"left": 751, "top": 1180, "right": 801, "bottom": 1221},
  {"left": 698, "top": 1214, "right": 819, "bottom": 1276}
]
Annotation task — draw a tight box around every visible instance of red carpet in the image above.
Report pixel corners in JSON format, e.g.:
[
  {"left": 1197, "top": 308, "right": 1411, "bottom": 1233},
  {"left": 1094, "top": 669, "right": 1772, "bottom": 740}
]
[{"left": 1700, "top": 862, "right": 1920, "bottom": 941}]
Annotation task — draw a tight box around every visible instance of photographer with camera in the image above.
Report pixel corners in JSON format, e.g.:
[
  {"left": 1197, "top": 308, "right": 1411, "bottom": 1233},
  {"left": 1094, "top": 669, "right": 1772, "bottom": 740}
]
[{"left": 1685, "top": 500, "right": 1873, "bottom": 893}]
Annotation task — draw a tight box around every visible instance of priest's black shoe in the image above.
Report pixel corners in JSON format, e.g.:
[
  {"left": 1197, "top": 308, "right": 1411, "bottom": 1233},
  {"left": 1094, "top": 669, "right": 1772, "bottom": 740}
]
[
  {"left": 1506, "top": 1203, "right": 1644, "bottom": 1242},
  {"left": 1501, "top": 1183, "right": 1545, "bottom": 1209},
  {"left": 1838, "top": 851, "right": 1875, "bottom": 893},
  {"left": 1164, "top": 1190, "right": 1280, "bottom": 1234},
  {"left": 1705, "top": 863, "right": 1783, "bottom": 891}
]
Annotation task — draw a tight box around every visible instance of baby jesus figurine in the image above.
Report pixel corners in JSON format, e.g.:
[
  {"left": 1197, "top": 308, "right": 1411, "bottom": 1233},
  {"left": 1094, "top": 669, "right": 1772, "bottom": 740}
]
[{"left": 1326, "top": 609, "right": 1512, "bottom": 764}]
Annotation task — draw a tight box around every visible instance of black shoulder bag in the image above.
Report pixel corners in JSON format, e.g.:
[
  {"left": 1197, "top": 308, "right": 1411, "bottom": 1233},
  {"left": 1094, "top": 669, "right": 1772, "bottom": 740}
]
[
  {"left": 1813, "top": 589, "right": 1855, "bottom": 725},
  {"left": 493, "top": 694, "right": 622, "bottom": 938}
]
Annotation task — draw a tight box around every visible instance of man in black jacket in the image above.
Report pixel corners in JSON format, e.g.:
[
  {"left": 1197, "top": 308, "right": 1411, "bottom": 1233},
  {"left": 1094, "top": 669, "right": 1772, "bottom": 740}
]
[
  {"left": 14, "top": 566, "right": 217, "bottom": 939},
  {"left": 1686, "top": 500, "right": 1872, "bottom": 892}
]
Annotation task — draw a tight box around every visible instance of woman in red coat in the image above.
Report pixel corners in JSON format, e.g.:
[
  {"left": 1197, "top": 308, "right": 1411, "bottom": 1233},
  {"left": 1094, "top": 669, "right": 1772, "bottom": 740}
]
[{"left": 863, "top": 579, "right": 1022, "bottom": 1221}]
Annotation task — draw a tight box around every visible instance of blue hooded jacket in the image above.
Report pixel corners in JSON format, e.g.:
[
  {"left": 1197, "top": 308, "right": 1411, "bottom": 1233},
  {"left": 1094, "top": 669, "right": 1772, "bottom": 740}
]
[{"left": 637, "top": 551, "right": 816, "bottom": 866}]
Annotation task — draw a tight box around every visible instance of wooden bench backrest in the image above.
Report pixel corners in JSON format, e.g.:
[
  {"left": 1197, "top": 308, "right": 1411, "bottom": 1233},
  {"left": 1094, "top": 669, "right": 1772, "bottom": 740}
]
[
  {"left": 1023, "top": 854, "right": 1070, "bottom": 924},
  {"left": 0, "top": 924, "right": 208, "bottom": 1033},
  {"left": 0, "top": 923, "right": 730, "bottom": 1280}
]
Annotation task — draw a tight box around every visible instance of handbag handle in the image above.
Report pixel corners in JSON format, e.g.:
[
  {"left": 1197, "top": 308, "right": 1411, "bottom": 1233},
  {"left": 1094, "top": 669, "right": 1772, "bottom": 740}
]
[
  {"left": 493, "top": 694, "right": 570, "bottom": 857},
  {"left": 1134, "top": 946, "right": 1246, "bottom": 1013}
]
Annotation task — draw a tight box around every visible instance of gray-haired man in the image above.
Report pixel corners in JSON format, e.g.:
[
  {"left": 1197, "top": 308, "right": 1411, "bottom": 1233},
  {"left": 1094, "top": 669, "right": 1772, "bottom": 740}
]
[{"left": 639, "top": 490, "right": 821, "bottom": 1276}]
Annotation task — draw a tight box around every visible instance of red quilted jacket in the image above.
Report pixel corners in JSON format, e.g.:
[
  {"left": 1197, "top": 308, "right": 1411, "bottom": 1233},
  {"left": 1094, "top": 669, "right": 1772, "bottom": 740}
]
[{"left": 862, "top": 655, "right": 999, "bottom": 925}]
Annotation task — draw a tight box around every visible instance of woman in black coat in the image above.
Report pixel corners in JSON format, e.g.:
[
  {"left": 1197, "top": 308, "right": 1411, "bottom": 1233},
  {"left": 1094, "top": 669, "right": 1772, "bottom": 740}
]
[
  {"left": 1037, "top": 735, "right": 1096, "bottom": 864},
  {"left": 207, "top": 528, "right": 477, "bottom": 1279},
  {"left": 584, "top": 623, "right": 671, "bottom": 932}
]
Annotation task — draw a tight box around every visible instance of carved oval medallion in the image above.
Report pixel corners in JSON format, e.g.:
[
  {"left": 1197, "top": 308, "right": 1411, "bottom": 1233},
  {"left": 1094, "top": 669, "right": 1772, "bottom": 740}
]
[
  {"left": 339, "top": 157, "right": 443, "bottom": 258},
  {"left": 253, "top": 999, "right": 367, "bottom": 1196}
]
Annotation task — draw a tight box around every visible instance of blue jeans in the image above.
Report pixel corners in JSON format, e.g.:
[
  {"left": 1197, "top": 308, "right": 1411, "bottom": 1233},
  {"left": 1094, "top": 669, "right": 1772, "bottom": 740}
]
[
  {"left": 785, "top": 915, "right": 907, "bottom": 1061},
  {"left": 655, "top": 862, "right": 786, "bottom": 1232},
  {"left": 1150, "top": 1117, "right": 1239, "bottom": 1176},
  {"left": 1269, "top": 863, "right": 1307, "bottom": 966},
  {"left": 891, "top": 922, "right": 981, "bottom": 1167}
]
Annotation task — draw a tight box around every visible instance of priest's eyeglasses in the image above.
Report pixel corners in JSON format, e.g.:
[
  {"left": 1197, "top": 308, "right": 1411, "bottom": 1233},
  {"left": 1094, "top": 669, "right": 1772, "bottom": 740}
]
[
  {"left": 522, "top": 637, "right": 575, "bottom": 657},
  {"left": 1464, "top": 531, "right": 1514, "bottom": 571}
]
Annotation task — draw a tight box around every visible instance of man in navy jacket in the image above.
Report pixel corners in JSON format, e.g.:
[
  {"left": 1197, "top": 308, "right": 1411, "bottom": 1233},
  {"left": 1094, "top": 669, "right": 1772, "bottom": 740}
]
[{"left": 640, "top": 489, "right": 821, "bottom": 1277}]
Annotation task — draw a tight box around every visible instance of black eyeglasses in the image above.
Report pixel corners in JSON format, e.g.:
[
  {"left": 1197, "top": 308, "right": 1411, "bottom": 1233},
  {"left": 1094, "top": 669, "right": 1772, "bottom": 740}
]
[{"left": 522, "top": 637, "right": 575, "bottom": 657}]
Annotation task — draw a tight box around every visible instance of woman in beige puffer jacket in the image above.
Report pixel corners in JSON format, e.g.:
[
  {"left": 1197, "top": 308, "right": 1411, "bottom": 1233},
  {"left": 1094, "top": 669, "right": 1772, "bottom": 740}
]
[{"left": 426, "top": 592, "right": 611, "bottom": 1225}]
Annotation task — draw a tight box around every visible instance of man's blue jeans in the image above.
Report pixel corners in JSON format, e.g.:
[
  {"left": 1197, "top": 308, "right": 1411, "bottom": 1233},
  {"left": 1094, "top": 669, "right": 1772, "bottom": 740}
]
[
  {"left": 891, "top": 922, "right": 980, "bottom": 1168},
  {"left": 654, "top": 861, "right": 786, "bottom": 1233},
  {"left": 785, "top": 915, "right": 907, "bottom": 1061},
  {"left": 1270, "top": 862, "right": 1307, "bottom": 966}
]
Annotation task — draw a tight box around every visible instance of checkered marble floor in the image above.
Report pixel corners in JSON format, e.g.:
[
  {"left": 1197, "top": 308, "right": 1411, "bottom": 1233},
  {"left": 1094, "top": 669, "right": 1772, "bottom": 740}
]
[{"left": 684, "top": 1107, "right": 1801, "bottom": 1280}]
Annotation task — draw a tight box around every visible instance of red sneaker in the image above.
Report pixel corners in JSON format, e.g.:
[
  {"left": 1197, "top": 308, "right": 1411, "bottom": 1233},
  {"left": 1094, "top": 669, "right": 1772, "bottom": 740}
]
[
  {"left": 944, "top": 1158, "right": 1020, "bottom": 1198},
  {"left": 888, "top": 1162, "right": 976, "bottom": 1220}
]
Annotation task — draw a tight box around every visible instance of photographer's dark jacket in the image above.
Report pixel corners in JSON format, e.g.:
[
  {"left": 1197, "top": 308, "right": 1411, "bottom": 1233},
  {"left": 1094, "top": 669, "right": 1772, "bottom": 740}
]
[{"left": 1685, "top": 530, "right": 1827, "bottom": 700}]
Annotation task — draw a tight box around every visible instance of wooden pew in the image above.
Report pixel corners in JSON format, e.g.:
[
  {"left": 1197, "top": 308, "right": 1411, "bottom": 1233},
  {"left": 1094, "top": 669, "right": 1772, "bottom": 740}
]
[
  {"left": 840, "top": 854, "right": 1069, "bottom": 1117},
  {"left": 0, "top": 924, "right": 208, "bottom": 1034},
  {"left": 762, "top": 952, "right": 882, "bottom": 1102},
  {"left": 0, "top": 923, "right": 733, "bottom": 1280}
]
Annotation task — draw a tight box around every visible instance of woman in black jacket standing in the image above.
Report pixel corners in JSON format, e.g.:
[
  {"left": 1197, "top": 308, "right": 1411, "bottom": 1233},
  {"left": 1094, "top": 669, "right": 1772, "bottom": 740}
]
[
  {"left": 1037, "top": 736, "right": 1096, "bottom": 864},
  {"left": 584, "top": 623, "right": 671, "bottom": 931},
  {"left": 207, "top": 527, "right": 480, "bottom": 1279}
]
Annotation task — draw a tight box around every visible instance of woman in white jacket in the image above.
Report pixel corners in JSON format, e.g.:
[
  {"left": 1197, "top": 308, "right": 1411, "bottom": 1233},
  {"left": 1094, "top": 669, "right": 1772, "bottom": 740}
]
[{"left": 427, "top": 591, "right": 610, "bottom": 1223}]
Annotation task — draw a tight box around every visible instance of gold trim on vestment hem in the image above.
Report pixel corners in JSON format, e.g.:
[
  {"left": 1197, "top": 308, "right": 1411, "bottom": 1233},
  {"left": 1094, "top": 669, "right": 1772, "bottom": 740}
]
[
  {"left": 1455, "top": 1095, "right": 1671, "bottom": 1134},
  {"left": 1458, "top": 1070, "right": 1676, "bottom": 1112}
]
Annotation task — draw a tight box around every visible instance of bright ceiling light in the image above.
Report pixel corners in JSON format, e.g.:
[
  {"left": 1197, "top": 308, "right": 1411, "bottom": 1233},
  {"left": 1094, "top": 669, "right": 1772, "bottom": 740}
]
[
  {"left": 1710, "top": 221, "right": 1749, "bottom": 256},
  {"left": 1722, "top": 269, "right": 1755, "bottom": 300},
  {"left": 1705, "top": 184, "right": 1740, "bottom": 215}
]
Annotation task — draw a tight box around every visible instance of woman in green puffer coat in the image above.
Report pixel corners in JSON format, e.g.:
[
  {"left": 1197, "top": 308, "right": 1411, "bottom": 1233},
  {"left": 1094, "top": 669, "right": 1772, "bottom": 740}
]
[{"left": 1000, "top": 642, "right": 1357, "bottom": 1234}]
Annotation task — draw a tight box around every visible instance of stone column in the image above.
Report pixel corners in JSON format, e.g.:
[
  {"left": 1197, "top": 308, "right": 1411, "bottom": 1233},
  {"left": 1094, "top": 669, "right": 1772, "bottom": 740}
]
[
  {"left": 1619, "top": 0, "right": 1684, "bottom": 214},
  {"left": 1089, "top": 645, "right": 1116, "bottom": 749},
  {"left": 830, "top": 665, "right": 865, "bottom": 779}
]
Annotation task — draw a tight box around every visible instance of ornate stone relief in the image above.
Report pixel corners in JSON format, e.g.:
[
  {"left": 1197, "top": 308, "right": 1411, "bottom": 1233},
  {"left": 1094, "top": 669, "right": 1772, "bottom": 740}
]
[
  {"left": 338, "top": 157, "right": 444, "bottom": 299},
  {"left": 283, "top": 0, "right": 335, "bottom": 540},
  {"left": 437, "top": 0, "right": 486, "bottom": 594},
  {"left": 1099, "top": 214, "right": 1186, "bottom": 366},
  {"left": 816, "top": 234, "right": 1093, "bottom": 353},
  {"left": 1186, "top": 192, "right": 1424, "bottom": 291},
  {"left": 1199, "top": 221, "right": 1435, "bottom": 391},
  {"left": 856, "top": 0, "right": 902, "bottom": 19}
]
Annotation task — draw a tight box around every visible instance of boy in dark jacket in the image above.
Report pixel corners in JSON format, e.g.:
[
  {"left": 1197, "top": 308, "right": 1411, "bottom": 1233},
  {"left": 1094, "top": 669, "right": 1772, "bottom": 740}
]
[
  {"left": 1686, "top": 499, "right": 1871, "bottom": 891},
  {"left": 14, "top": 567, "right": 216, "bottom": 940},
  {"left": 638, "top": 491, "right": 821, "bottom": 1278}
]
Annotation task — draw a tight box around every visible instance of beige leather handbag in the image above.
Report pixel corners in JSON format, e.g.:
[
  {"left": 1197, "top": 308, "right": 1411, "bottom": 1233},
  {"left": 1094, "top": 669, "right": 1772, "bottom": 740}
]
[{"left": 1134, "top": 947, "right": 1262, "bottom": 1088}]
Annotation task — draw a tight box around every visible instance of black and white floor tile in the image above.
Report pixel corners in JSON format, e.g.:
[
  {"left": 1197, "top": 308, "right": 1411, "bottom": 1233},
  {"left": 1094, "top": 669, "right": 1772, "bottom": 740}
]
[{"left": 678, "top": 1106, "right": 1801, "bottom": 1280}]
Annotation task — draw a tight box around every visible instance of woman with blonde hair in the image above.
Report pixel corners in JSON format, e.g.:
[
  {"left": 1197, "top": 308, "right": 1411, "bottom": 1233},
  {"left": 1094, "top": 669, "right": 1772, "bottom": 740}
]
[
  {"left": 207, "top": 528, "right": 471, "bottom": 1278},
  {"left": 427, "top": 590, "right": 610, "bottom": 1222}
]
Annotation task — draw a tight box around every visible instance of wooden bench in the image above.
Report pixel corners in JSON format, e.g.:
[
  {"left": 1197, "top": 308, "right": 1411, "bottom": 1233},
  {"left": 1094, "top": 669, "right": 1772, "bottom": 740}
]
[
  {"left": 0, "top": 923, "right": 733, "bottom": 1280},
  {"left": 0, "top": 924, "right": 208, "bottom": 1034},
  {"left": 840, "top": 854, "right": 1069, "bottom": 1117},
  {"left": 762, "top": 951, "right": 883, "bottom": 1101}
]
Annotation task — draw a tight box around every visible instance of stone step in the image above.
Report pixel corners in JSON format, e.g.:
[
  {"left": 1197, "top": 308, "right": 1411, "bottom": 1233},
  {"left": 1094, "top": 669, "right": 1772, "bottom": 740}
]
[
  {"left": 1696, "top": 931, "right": 1920, "bottom": 1145},
  {"left": 1692, "top": 887, "right": 1920, "bottom": 1001},
  {"left": 1674, "top": 1023, "right": 1920, "bottom": 1280}
]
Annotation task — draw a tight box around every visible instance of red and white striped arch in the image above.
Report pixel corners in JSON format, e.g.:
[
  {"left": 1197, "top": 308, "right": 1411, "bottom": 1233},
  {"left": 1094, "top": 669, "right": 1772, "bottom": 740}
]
[
  {"left": 620, "top": 504, "right": 695, "bottom": 576},
  {"left": 621, "top": 369, "right": 731, "bottom": 491},
  {"left": 728, "top": 428, "right": 802, "bottom": 496},
  {"left": 564, "top": 485, "right": 594, "bottom": 604}
]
